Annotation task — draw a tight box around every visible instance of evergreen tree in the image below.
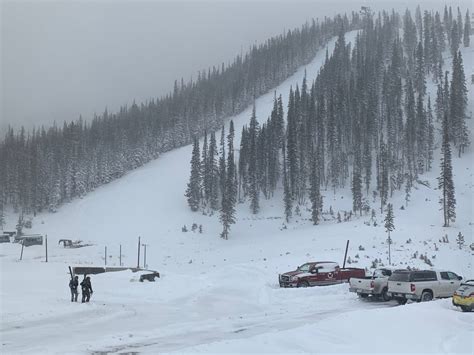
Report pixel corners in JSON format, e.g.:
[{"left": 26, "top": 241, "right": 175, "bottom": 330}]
[
  {"left": 464, "top": 10, "right": 471, "bottom": 47},
  {"left": 384, "top": 203, "right": 395, "bottom": 265},
  {"left": 450, "top": 20, "right": 460, "bottom": 56},
  {"left": 403, "top": 9, "right": 418, "bottom": 72},
  {"left": 282, "top": 143, "right": 292, "bottom": 223},
  {"left": 309, "top": 150, "right": 322, "bottom": 224},
  {"left": 352, "top": 162, "right": 363, "bottom": 216},
  {"left": 438, "top": 112, "right": 456, "bottom": 227},
  {"left": 414, "top": 42, "right": 426, "bottom": 97},
  {"left": 201, "top": 132, "right": 209, "bottom": 205},
  {"left": 219, "top": 126, "right": 226, "bottom": 198},
  {"left": 220, "top": 121, "right": 237, "bottom": 240},
  {"left": 185, "top": 137, "right": 202, "bottom": 212},
  {"left": 208, "top": 132, "right": 219, "bottom": 210},
  {"left": 426, "top": 97, "right": 434, "bottom": 171},
  {"left": 248, "top": 103, "right": 260, "bottom": 214},
  {"left": 379, "top": 141, "right": 389, "bottom": 213},
  {"left": 450, "top": 51, "right": 470, "bottom": 155},
  {"left": 456, "top": 232, "right": 465, "bottom": 249},
  {"left": 286, "top": 87, "right": 298, "bottom": 198}
]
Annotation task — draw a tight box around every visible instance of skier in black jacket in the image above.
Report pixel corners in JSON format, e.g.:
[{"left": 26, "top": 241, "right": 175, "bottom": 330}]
[
  {"left": 80, "top": 276, "right": 93, "bottom": 303},
  {"left": 69, "top": 275, "right": 79, "bottom": 302}
]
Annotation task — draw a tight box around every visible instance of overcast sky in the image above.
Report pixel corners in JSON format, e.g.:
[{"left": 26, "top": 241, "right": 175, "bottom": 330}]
[{"left": 1, "top": 0, "right": 471, "bottom": 134}]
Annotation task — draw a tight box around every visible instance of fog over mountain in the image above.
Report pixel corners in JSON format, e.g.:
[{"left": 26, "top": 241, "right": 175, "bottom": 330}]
[{"left": 1, "top": 0, "right": 470, "bottom": 133}]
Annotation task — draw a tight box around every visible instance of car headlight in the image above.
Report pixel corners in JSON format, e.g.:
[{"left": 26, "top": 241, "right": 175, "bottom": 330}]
[{"left": 290, "top": 276, "right": 299, "bottom": 282}]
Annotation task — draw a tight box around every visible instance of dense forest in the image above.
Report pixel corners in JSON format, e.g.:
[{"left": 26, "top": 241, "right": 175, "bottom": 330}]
[
  {"left": 0, "top": 12, "right": 363, "bottom": 223},
  {"left": 184, "top": 6, "right": 471, "bottom": 238}
]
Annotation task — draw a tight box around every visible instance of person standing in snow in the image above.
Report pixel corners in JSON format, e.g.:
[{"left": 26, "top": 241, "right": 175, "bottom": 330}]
[
  {"left": 69, "top": 275, "right": 79, "bottom": 302},
  {"left": 80, "top": 276, "right": 93, "bottom": 303}
]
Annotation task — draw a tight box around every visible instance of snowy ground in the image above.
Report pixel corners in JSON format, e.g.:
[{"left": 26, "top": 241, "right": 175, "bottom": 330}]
[{"left": 1, "top": 32, "right": 473, "bottom": 354}]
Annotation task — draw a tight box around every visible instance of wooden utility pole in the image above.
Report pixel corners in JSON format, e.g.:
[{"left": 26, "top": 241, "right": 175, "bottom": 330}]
[
  {"left": 137, "top": 236, "right": 141, "bottom": 269},
  {"left": 105, "top": 246, "right": 107, "bottom": 266},
  {"left": 342, "top": 240, "right": 350, "bottom": 269},
  {"left": 119, "top": 244, "right": 122, "bottom": 266}
]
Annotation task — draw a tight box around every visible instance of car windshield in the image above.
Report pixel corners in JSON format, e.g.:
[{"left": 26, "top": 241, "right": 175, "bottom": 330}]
[{"left": 298, "top": 264, "right": 311, "bottom": 272}]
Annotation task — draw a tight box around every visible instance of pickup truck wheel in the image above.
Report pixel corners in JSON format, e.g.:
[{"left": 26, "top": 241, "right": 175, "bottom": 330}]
[
  {"left": 460, "top": 306, "right": 472, "bottom": 312},
  {"left": 396, "top": 298, "right": 407, "bottom": 305},
  {"left": 297, "top": 281, "right": 309, "bottom": 288},
  {"left": 421, "top": 291, "right": 433, "bottom": 302},
  {"left": 381, "top": 288, "right": 391, "bottom": 302}
]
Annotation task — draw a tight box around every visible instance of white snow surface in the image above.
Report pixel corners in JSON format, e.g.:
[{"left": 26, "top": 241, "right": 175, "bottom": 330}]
[{"left": 1, "top": 31, "right": 473, "bottom": 354}]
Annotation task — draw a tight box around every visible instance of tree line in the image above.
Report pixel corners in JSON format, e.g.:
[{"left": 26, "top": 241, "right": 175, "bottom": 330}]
[{"left": 0, "top": 12, "right": 363, "bottom": 226}]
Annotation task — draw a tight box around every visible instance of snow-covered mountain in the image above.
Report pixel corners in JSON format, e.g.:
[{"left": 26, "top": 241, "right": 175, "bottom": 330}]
[{"left": 1, "top": 30, "right": 473, "bottom": 355}]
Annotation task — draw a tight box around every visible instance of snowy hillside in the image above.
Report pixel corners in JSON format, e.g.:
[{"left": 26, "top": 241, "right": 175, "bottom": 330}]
[{"left": 1, "top": 31, "right": 473, "bottom": 354}]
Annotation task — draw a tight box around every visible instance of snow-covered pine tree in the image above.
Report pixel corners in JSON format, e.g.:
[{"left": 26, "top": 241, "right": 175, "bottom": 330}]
[
  {"left": 450, "top": 20, "right": 460, "bottom": 56},
  {"left": 457, "top": 7, "right": 464, "bottom": 45},
  {"left": 403, "top": 9, "right": 417, "bottom": 72},
  {"left": 384, "top": 203, "right": 395, "bottom": 265},
  {"left": 309, "top": 149, "right": 321, "bottom": 225},
  {"left": 414, "top": 42, "right": 426, "bottom": 97},
  {"left": 185, "top": 137, "right": 202, "bottom": 212},
  {"left": 238, "top": 126, "right": 249, "bottom": 201},
  {"left": 426, "top": 97, "right": 434, "bottom": 171},
  {"left": 464, "top": 10, "right": 471, "bottom": 47},
  {"left": 450, "top": 51, "right": 470, "bottom": 156},
  {"left": 456, "top": 232, "right": 464, "bottom": 249},
  {"left": 282, "top": 143, "right": 292, "bottom": 223},
  {"left": 220, "top": 121, "right": 237, "bottom": 240},
  {"left": 415, "top": 93, "right": 427, "bottom": 174},
  {"left": 208, "top": 132, "right": 219, "bottom": 211},
  {"left": 201, "top": 132, "right": 209, "bottom": 205},
  {"left": 219, "top": 126, "right": 226, "bottom": 198},
  {"left": 438, "top": 112, "right": 456, "bottom": 227},
  {"left": 286, "top": 87, "right": 298, "bottom": 199},
  {"left": 248, "top": 103, "right": 260, "bottom": 214},
  {"left": 378, "top": 140, "right": 389, "bottom": 213},
  {"left": 423, "top": 11, "right": 432, "bottom": 74},
  {"left": 352, "top": 161, "right": 363, "bottom": 216}
]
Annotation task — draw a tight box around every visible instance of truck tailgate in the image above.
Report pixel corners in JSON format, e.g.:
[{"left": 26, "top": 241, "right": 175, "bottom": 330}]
[
  {"left": 350, "top": 278, "right": 373, "bottom": 290},
  {"left": 388, "top": 280, "right": 411, "bottom": 294}
]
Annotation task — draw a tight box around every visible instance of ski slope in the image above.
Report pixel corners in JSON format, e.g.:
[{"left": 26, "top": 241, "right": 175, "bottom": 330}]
[{"left": 1, "top": 31, "right": 473, "bottom": 354}]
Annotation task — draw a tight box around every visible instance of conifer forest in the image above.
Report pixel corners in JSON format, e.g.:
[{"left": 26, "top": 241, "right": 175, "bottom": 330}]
[{"left": 185, "top": 6, "right": 470, "bottom": 238}]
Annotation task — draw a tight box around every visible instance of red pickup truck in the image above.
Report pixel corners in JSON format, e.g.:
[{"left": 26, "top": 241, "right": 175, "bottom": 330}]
[{"left": 279, "top": 261, "right": 366, "bottom": 288}]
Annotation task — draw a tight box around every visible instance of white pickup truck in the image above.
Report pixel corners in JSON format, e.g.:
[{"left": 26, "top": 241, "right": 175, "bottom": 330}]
[
  {"left": 349, "top": 268, "right": 393, "bottom": 301},
  {"left": 387, "top": 269, "right": 463, "bottom": 304}
]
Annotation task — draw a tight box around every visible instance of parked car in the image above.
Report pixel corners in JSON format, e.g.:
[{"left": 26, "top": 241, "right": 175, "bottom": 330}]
[
  {"left": 279, "top": 261, "right": 365, "bottom": 288},
  {"left": 349, "top": 268, "right": 394, "bottom": 301},
  {"left": 452, "top": 279, "right": 474, "bottom": 312},
  {"left": 387, "top": 269, "right": 462, "bottom": 305}
]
